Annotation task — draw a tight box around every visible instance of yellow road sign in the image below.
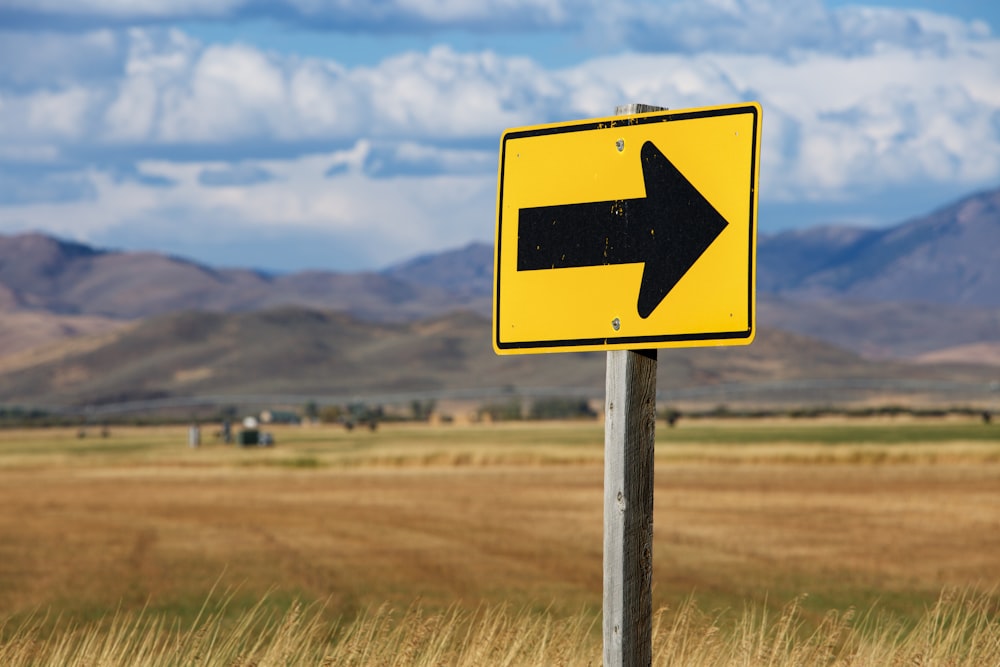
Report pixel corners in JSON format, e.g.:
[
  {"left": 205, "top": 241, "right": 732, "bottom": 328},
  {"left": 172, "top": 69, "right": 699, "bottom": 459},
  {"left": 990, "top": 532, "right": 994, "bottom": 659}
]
[{"left": 493, "top": 102, "right": 762, "bottom": 355}]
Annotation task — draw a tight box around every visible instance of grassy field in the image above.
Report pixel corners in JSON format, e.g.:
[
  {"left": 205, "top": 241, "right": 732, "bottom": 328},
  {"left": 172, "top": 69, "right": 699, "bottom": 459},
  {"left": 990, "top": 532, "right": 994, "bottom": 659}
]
[{"left": 1, "top": 417, "right": 998, "bottom": 663}]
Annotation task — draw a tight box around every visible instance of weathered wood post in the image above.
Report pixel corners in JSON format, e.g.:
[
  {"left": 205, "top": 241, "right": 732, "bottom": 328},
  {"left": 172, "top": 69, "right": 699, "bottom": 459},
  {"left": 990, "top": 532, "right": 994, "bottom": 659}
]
[
  {"left": 603, "top": 103, "right": 665, "bottom": 667},
  {"left": 604, "top": 348, "right": 657, "bottom": 665}
]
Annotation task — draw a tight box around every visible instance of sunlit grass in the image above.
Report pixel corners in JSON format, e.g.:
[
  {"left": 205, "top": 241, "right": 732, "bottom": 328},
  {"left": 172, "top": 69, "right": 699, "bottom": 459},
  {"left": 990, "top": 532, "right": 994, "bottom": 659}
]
[
  {"left": 1, "top": 590, "right": 997, "bottom": 666},
  {"left": 666, "top": 418, "right": 1000, "bottom": 445},
  {"left": 2, "top": 418, "right": 998, "bottom": 647},
  {"left": 3, "top": 418, "right": 997, "bottom": 469}
]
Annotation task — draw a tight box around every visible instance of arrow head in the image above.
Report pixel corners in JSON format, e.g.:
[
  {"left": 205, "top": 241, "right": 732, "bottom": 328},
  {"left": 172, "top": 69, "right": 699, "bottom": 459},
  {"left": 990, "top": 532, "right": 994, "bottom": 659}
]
[{"left": 633, "top": 141, "right": 729, "bottom": 318}]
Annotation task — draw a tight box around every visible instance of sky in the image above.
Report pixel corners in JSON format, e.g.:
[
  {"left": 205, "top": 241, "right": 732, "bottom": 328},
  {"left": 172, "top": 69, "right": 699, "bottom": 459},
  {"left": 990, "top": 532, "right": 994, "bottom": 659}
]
[{"left": 1, "top": 0, "right": 998, "bottom": 272}]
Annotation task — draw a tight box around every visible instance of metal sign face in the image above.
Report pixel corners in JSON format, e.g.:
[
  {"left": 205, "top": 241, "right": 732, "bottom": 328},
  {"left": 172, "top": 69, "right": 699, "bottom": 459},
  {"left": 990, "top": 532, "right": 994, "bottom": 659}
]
[{"left": 493, "top": 102, "right": 762, "bottom": 355}]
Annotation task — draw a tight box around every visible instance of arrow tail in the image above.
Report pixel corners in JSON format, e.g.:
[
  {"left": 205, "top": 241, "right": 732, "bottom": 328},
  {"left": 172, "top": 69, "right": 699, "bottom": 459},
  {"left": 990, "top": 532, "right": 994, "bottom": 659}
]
[{"left": 517, "top": 201, "right": 638, "bottom": 271}]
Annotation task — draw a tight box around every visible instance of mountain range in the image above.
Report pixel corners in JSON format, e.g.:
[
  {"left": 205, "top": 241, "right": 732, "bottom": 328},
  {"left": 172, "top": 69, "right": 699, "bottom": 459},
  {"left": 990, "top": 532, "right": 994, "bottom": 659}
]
[{"left": 1, "top": 185, "right": 998, "bottom": 409}]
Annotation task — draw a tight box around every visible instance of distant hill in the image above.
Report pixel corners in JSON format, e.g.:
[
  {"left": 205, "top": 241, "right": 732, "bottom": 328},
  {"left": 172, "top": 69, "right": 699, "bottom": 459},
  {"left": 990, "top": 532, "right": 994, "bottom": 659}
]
[
  {"left": 380, "top": 186, "right": 1000, "bottom": 309},
  {"left": 759, "top": 296, "right": 1000, "bottom": 359},
  {"left": 388, "top": 187, "right": 1000, "bottom": 359},
  {"left": 0, "top": 233, "right": 478, "bottom": 321},
  {"left": 3, "top": 185, "right": 997, "bottom": 319},
  {"left": 4, "top": 306, "right": 991, "bottom": 409},
  {"left": 1, "top": 185, "right": 999, "bottom": 373},
  {"left": 758, "top": 186, "right": 1000, "bottom": 305},
  {"left": 382, "top": 241, "right": 493, "bottom": 301}
]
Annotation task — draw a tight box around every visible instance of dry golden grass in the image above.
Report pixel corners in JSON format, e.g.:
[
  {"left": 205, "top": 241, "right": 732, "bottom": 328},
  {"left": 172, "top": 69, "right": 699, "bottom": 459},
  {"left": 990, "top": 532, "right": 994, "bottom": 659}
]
[
  {"left": 1, "top": 590, "right": 998, "bottom": 666},
  {"left": 0, "top": 419, "right": 998, "bottom": 662}
]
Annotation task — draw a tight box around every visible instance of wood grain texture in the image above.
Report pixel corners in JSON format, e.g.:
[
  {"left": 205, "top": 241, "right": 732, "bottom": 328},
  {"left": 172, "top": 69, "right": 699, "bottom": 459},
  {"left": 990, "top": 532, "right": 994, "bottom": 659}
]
[
  {"left": 603, "top": 349, "right": 657, "bottom": 666},
  {"left": 602, "top": 102, "right": 665, "bottom": 667}
]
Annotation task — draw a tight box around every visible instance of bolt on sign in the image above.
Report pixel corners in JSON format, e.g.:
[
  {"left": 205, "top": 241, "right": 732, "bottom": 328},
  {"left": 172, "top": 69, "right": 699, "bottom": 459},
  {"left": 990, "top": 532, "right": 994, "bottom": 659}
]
[{"left": 493, "top": 102, "right": 762, "bottom": 354}]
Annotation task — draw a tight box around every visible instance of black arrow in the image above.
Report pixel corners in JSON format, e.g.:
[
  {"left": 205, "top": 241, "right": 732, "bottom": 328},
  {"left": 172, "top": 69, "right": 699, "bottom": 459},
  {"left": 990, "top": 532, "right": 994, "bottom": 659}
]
[{"left": 517, "top": 141, "right": 729, "bottom": 319}]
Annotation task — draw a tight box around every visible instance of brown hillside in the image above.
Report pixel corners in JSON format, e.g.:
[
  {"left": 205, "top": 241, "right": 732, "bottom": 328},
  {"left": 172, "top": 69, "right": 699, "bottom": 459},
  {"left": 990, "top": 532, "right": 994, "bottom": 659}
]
[
  {"left": 760, "top": 186, "right": 1000, "bottom": 306},
  {"left": 0, "top": 233, "right": 476, "bottom": 321},
  {"left": 2, "top": 307, "right": 994, "bottom": 409},
  {"left": 0, "top": 312, "right": 129, "bottom": 373}
]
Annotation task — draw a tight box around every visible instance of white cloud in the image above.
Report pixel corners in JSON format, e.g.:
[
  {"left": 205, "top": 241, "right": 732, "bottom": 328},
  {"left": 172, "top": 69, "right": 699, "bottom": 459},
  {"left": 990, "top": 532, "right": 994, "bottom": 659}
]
[
  {"left": 6, "top": 34, "right": 556, "bottom": 147},
  {"left": 2, "top": 27, "right": 998, "bottom": 185},
  {"left": 358, "top": 47, "right": 554, "bottom": 138},
  {"left": 104, "top": 75, "right": 159, "bottom": 141},
  {"left": 0, "top": 144, "right": 496, "bottom": 266},
  {"left": 288, "top": 60, "right": 362, "bottom": 135},
  {"left": 159, "top": 44, "right": 289, "bottom": 142},
  {"left": 1, "top": 2, "right": 999, "bottom": 268},
  {"left": 709, "top": 43, "right": 1000, "bottom": 200},
  {"left": 26, "top": 86, "right": 100, "bottom": 139}
]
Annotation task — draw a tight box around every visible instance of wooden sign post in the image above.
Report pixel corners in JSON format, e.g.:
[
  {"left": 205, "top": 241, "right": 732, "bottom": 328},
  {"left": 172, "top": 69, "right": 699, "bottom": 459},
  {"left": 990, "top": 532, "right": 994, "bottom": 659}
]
[
  {"left": 604, "top": 347, "right": 657, "bottom": 665},
  {"left": 602, "top": 103, "right": 663, "bottom": 667}
]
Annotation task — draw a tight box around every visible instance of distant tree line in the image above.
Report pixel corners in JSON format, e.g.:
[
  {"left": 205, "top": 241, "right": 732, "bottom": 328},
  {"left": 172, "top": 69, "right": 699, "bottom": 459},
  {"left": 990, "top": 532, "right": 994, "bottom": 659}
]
[
  {"left": 2, "top": 402, "right": 994, "bottom": 428},
  {"left": 670, "top": 404, "right": 994, "bottom": 421},
  {"left": 0, "top": 407, "right": 53, "bottom": 426},
  {"left": 477, "top": 397, "right": 598, "bottom": 422}
]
